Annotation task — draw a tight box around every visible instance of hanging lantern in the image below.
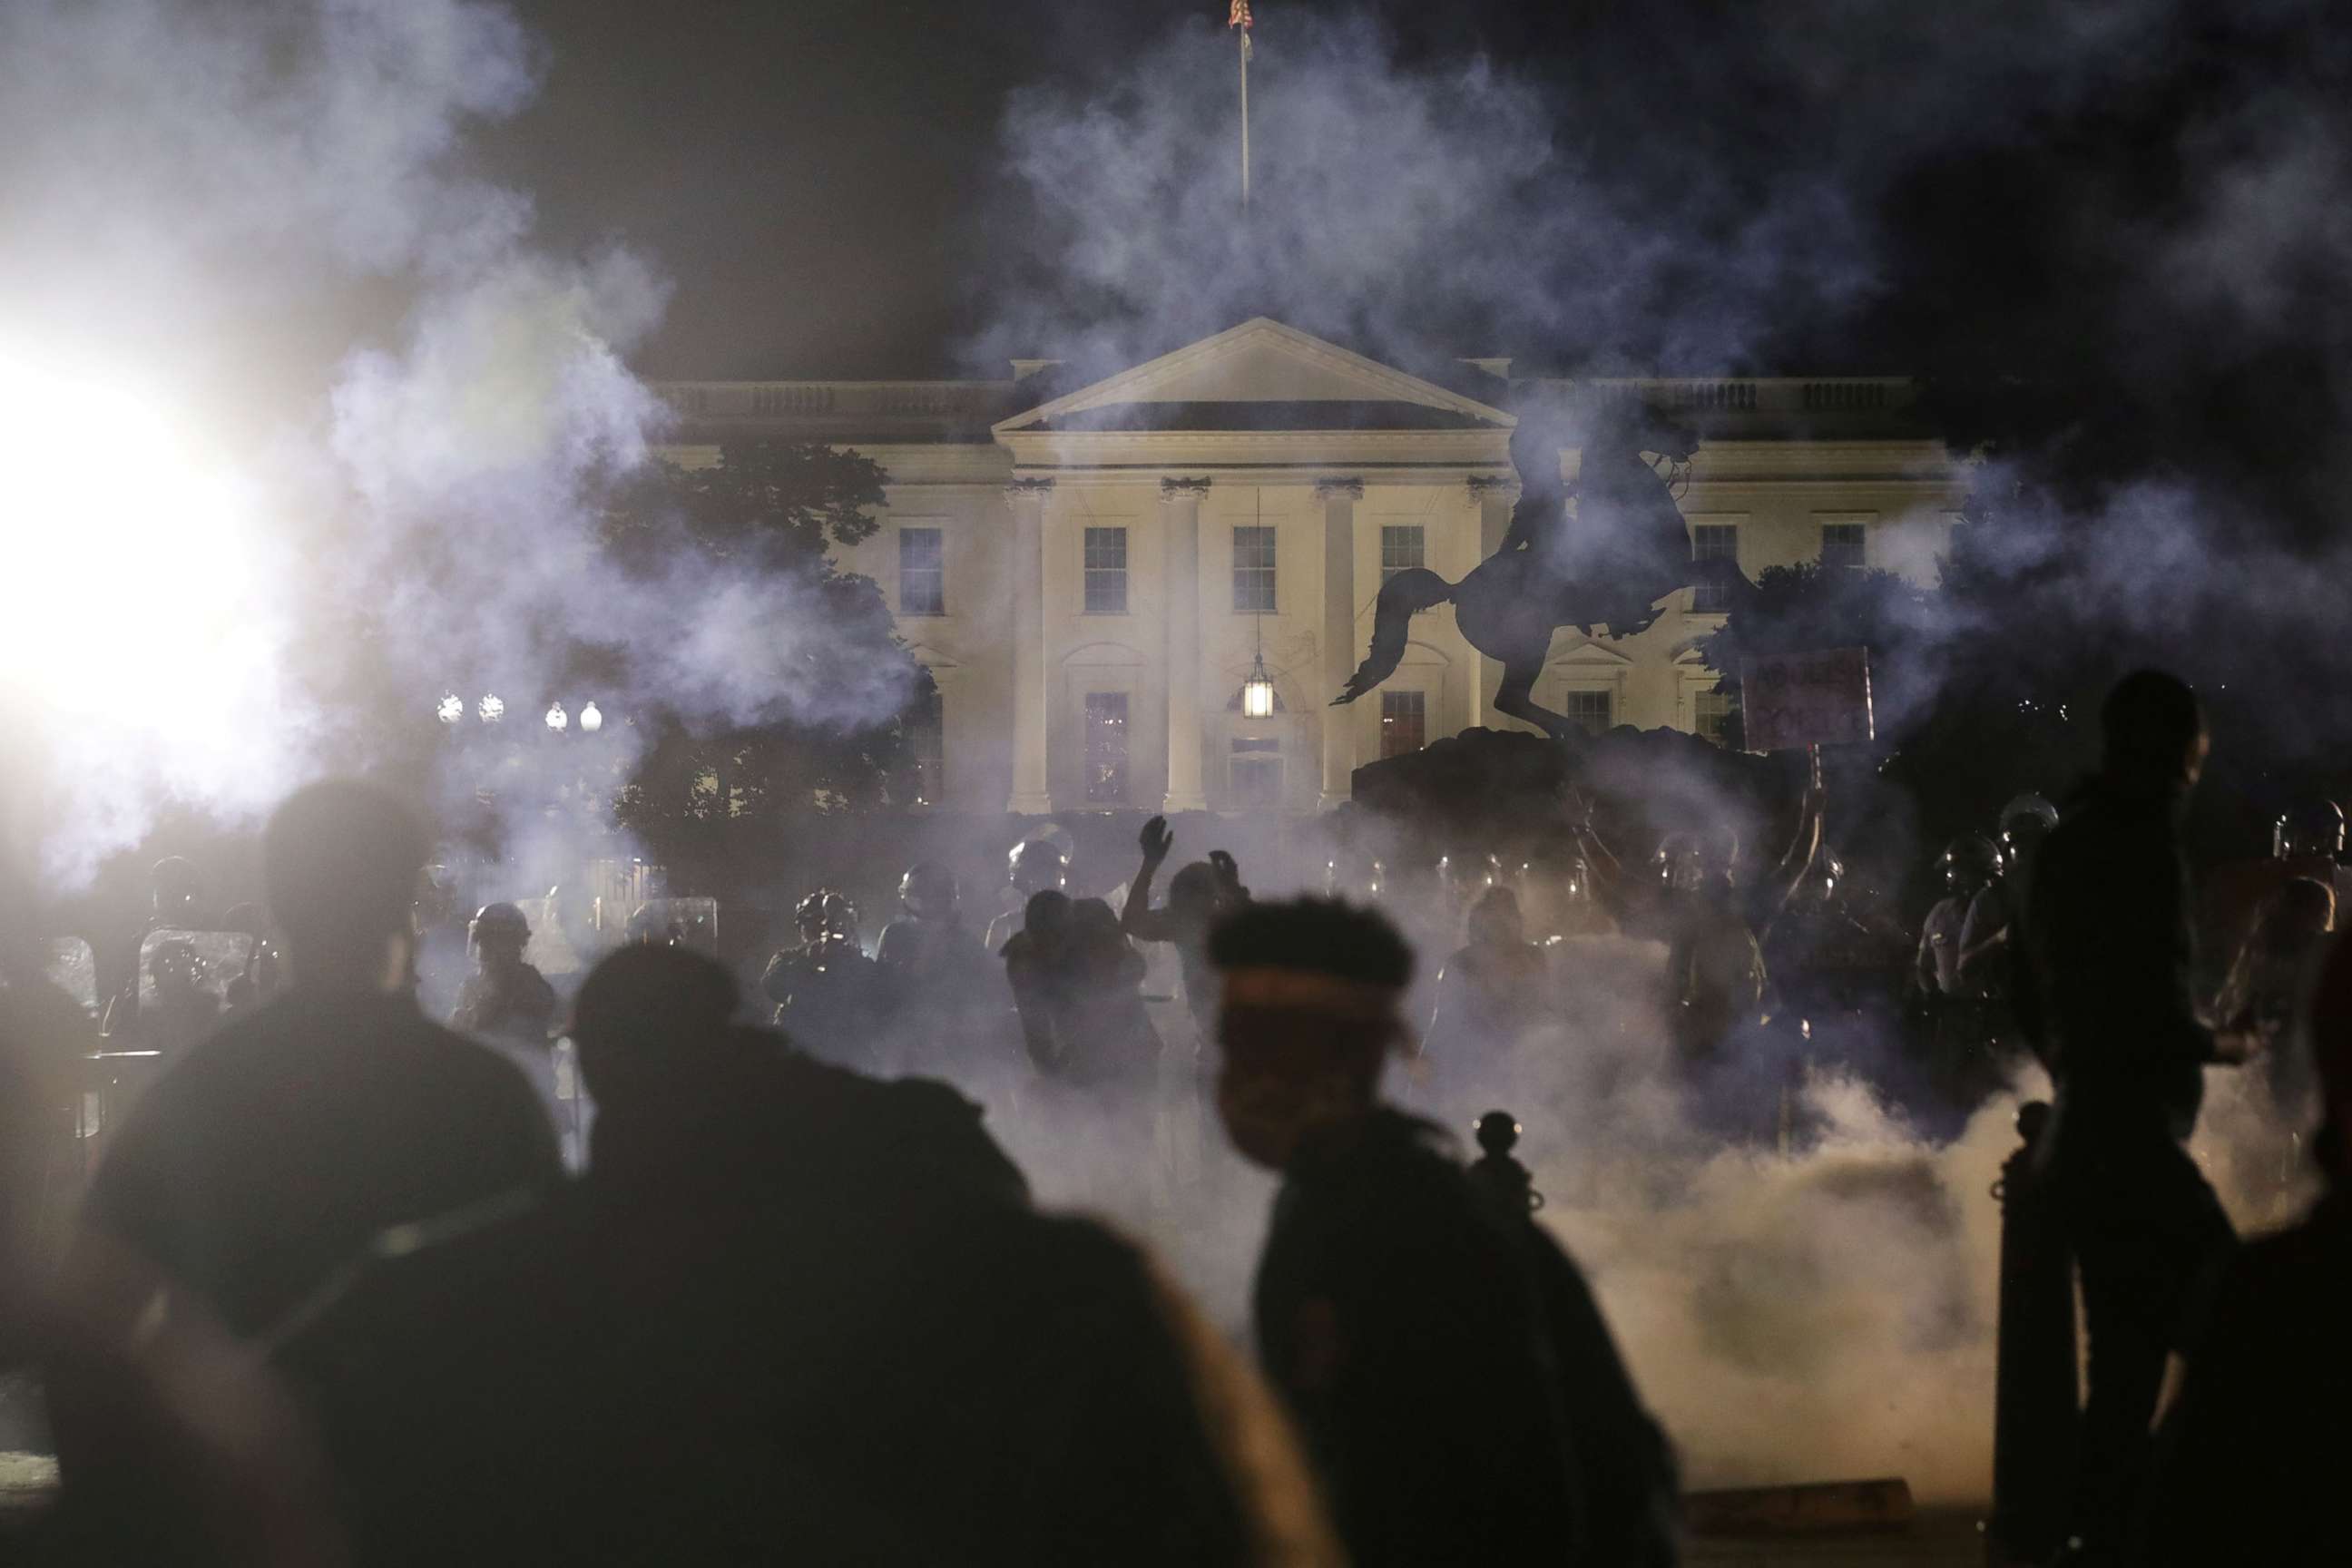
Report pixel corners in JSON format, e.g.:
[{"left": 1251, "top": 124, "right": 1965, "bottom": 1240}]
[
  {"left": 1239, "top": 652, "right": 1277, "bottom": 719},
  {"left": 545, "top": 701, "right": 568, "bottom": 732},
  {"left": 580, "top": 701, "right": 603, "bottom": 734}
]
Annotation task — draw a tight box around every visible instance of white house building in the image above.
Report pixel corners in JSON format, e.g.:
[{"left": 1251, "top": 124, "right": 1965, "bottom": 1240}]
[{"left": 656, "top": 318, "right": 1964, "bottom": 817}]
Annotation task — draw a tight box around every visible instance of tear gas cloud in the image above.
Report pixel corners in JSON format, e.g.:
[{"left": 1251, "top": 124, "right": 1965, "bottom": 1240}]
[{"left": 0, "top": 0, "right": 918, "bottom": 887}]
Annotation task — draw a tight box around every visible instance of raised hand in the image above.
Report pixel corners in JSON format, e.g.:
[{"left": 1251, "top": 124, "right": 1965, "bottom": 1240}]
[{"left": 1139, "top": 815, "right": 1174, "bottom": 867}]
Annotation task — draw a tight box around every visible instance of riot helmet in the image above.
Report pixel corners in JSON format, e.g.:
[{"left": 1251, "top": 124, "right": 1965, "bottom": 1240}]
[
  {"left": 469, "top": 902, "right": 532, "bottom": 964},
  {"left": 1997, "top": 793, "right": 2059, "bottom": 870},
  {"left": 795, "top": 889, "right": 859, "bottom": 946},
  {"left": 1467, "top": 886, "right": 1525, "bottom": 948},
  {"left": 1939, "top": 834, "right": 2002, "bottom": 896},
  {"left": 2276, "top": 800, "right": 2347, "bottom": 862},
  {"left": 151, "top": 856, "right": 201, "bottom": 925},
  {"left": 898, "top": 862, "right": 960, "bottom": 922},
  {"left": 1007, "top": 838, "right": 1068, "bottom": 897}
]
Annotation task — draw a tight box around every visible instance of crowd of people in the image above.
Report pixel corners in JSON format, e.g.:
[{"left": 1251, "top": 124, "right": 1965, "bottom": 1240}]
[{"left": 0, "top": 665, "right": 2346, "bottom": 1563}]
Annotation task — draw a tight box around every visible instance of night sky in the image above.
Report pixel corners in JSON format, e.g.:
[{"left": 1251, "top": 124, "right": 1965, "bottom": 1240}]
[{"left": 485, "top": 0, "right": 2347, "bottom": 535}]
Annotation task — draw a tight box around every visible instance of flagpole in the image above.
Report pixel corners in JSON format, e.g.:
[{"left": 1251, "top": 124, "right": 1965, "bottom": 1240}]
[{"left": 1239, "top": 25, "right": 1251, "bottom": 210}]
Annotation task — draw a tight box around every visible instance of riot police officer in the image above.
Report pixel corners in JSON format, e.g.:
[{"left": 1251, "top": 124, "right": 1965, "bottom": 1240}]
[
  {"left": 1919, "top": 835, "right": 2002, "bottom": 999},
  {"left": 762, "top": 890, "right": 883, "bottom": 1068},
  {"left": 1957, "top": 793, "right": 2060, "bottom": 1054},
  {"left": 983, "top": 838, "right": 1070, "bottom": 955},
  {"left": 876, "top": 863, "right": 1002, "bottom": 1073},
  {"left": 449, "top": 903, "right": 559, "bottom": 1044}
]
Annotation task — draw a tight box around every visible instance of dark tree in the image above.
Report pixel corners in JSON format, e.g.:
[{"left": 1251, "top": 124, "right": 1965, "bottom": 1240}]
[{"left": 603, "top": 440, "right": 935, "bottom": 844}]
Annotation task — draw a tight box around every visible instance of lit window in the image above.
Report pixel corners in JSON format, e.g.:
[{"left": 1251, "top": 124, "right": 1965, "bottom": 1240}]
[
  {"left": 1083, "top": 692, "right": 1130, "bottom": 804},
  {"left": 1232, "top": 526, "right": 1278, "bottom": 612},
  {"left": 899, "top": 528, "right": 946, "bottom": 614},
  {"left": 1563, "top": 689, "right": 1613, "bottom": 736},
  {"left": 1819, "top": 522, "right": 1867, "bottom": 571},
  {"left": 904, "top": 688, "right": 944, "bottom": 806},
  {"left": 1693, "top": 690, "right": 1734, "bottom": 746},
  {"left": 1380, "top": 690, "right": 1427, "bottom": 759},
  {"left": 1083, "top": 527, "right": 1128, "bottom": 614},
  {"left": 1690, "top": 523, "right": 1739, "bottom": 612}
]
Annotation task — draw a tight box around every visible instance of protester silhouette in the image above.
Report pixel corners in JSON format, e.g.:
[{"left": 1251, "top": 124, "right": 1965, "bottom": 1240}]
[
  {"left": 1210, "top": 897, "right": 1678, "bottom": 1568},
  {"left": 1004, "top": 889, "right": 1159, "bottom": 1087},
  {"left": 1121, "top": 816, "right": 1248, "bottom": 1039},
  {"left": 73, "top": 779, "right": 561, "bottom": 1338},
  {"left": 2023, "top": 671, "right": 2257, "bottom": 1563},
  {"left": 2145, "top": 927, "right": 2352, "bottom": 1565},
  {"left": 280, "top": 943, "right": 1338, "bottom": 1567}
]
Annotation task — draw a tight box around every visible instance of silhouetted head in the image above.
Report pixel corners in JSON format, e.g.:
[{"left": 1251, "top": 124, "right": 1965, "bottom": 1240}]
[
  {"left": 263, "top": 780, "right": 426, "bottom": 990},
  {"left": 1209, "top": 897, "right": 1413, "bottom": 1170},
  {"left": 572, "top": 943, "right": 740, "bottom": 1106},
  {"left": 1167, "top": 861, "right": 1224, "bottom": 923},
  {"left": 898, "top": 862, "right": 959, "bottom": 923},
  {"left": 2100, "top": 670, "right": 2207, "bottom": 791},
  {"left": 469, "top": 902, "right": 531, "bottom": 969},
  {"left": 1467, "top": 886, "right": 1524, "bottom": 949},
  {"left": 1022, "top": 888, "right": 1073, "bottom": 946}
]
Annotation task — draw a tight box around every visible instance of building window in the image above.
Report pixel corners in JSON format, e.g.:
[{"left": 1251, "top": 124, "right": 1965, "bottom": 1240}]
[
  {"left": 899, "top": 528, "right": 946, "bottom": 614},
  {"left": 1819, "top": 522, "right": 1867, "bottom": 571},
  {"left": 1232, "top": 525, "right": 1278, "bottom": 612},
  {"left": 1231, "top": 738, "right": 1284, "bottom": 809},
  {"left": 905, "top": 688, "right": 944, "bottom": 806},
  {"left": 1690, "top": 523, "right": 1739, "bottom": 612},
  {"left": 1693, "top": 690, "right": 1734, "bottom": 746},
  {"left": 1083, "top": 692, "right": 1130, "bottom": 804},
  {"left": 1380, "top": 690, "right": 1427, "bottom": 759},
  {"left": 1563, "top": 689, "right": 1613, "bottom": 736},
  {"left": 1082, "top": 527, "right": 1128, "bottom": 614},
  {"left": 1380, "top": 525, "right": 1426, "bottom": 585}
]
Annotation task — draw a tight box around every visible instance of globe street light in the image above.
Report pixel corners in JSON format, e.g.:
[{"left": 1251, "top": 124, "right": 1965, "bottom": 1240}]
[
  {"left": 436, "top": 693, "right": 464, "bottom": 724},
  {"left": 478, "top": 693, "right": 505, "bottom": 723},
  {"left": 545, "top": 701, "right": 568, "bottom": 732},
  {"left": 579, "top": 701, "right": 603, "bottom": 734}
]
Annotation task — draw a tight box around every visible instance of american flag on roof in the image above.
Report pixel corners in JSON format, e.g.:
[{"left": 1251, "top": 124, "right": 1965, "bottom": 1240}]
[{"left": 1230, "top": 1, "right": 1253, "bottom": 60}]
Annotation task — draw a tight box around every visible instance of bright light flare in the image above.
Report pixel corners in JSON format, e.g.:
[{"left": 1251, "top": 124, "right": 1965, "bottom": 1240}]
[{"left": 0, "top": 358, "right": 266, "bottom": 725}]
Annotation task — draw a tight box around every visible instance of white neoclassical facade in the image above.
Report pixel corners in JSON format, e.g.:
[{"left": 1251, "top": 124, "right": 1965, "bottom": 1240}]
[{"left": 657, "top": 318, "right": 1965, "bottom": 816}]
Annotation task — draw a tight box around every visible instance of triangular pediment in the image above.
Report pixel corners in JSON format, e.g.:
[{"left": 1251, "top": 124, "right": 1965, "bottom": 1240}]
[{"left": 995, "top": 318, "right": 1514, "bottom": 436}]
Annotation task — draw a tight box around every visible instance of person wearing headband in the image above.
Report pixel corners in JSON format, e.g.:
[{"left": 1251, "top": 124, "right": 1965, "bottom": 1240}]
[{"left": 1209, "top": 897, "right": 1675, "bottom": 1568}]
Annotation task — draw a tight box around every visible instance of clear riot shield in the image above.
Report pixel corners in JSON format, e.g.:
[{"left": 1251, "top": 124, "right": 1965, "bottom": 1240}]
[
  {"left": 137, "top": 927, "right": 255, "bottom": 1014},
  {"left": 46, "top": 936, "right": 98, "bottom": 1017},
  {"left": 623, "top": 897, "right": 720, "bottom": 956}
]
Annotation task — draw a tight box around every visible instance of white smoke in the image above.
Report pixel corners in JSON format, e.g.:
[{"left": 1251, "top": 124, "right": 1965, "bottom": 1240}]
[{"left": 0, "top": 0, "right": 916, "bottom": 889}]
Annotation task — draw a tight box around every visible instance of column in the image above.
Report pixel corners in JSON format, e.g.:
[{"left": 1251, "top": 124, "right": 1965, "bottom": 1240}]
[
  {"left": 1317, "top": 477, "right": 1364, "bottom": 808},
  {"left": 1160, "top": 476, "right": 1210, "bottom": 813},
  {"left": 1466, "top": 474, "right": 1517, "bottom": 730},
  {"left": 1004, "top": 476, "right": 1054, "bottom": 815}
]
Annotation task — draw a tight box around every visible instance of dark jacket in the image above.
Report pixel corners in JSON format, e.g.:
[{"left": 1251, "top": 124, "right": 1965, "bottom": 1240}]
[
  {"left": 280, "top": 1046, "right": 1306, "bottom": 1568},
  {"left": 2146, "top": 1189, "right": 2352, "bottom": 1564},
  {"left": 2026, "top": 774, "right": 2214, "bottom": 1137},
  {"left": 1256, "top": 1109, "right": 1676, "bottom": 1568},
  {"left": 81, "top": 985, "right": 562, "bottom": 1336}
]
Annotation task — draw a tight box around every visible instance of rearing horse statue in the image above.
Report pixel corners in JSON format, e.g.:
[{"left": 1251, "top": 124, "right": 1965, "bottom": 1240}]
[{"left": 1333, "top": 397, "right": 1711, "bottom": 740}]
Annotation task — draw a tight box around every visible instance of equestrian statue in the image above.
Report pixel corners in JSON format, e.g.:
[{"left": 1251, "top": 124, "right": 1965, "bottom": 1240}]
[{"left": 1333, "top": 397, "right": 1733, "bottom": 740}]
